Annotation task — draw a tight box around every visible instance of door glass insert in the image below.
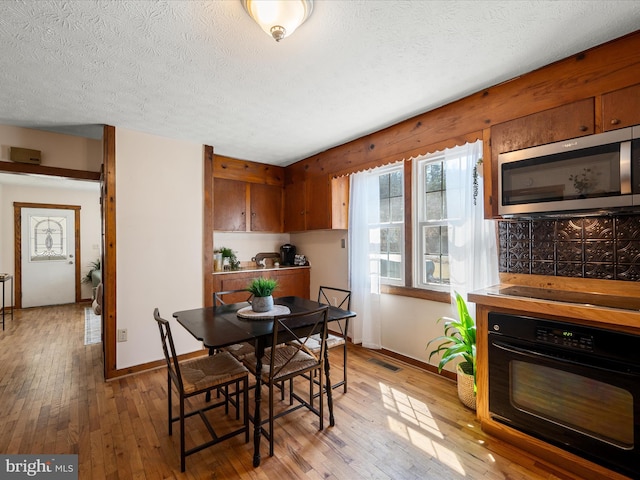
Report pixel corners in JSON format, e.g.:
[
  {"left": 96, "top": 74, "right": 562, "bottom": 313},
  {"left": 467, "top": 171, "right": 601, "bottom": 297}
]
[{"left": 29, "top": 215, "right": 67, "bottom": 261}]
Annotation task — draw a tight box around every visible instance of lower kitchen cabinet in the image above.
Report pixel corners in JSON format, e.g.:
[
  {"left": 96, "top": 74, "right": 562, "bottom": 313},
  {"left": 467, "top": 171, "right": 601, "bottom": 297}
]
[{"left": 211, "top": 266, "right": 310, "bottom": 304}]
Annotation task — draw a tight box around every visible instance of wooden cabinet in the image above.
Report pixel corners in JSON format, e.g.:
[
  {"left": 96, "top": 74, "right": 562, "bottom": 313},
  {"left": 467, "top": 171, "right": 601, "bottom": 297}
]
[
  {"left": 250, "top": 183, "right": 283, "bottom": 232},
  {"left": 213, "top": 178, "right": 247, "bottom": 231},
  {"left": 486, "top": 98, "right": 595, "bottom": 218},
  {"left": 214, "top": 178, "right": 282, "bottom": 232},
  {"left": 212, "top": 267, "right": 310, "bottom": 303},
  {"left": 602, "top": 83, "right": 640, "bottom": 131},
  {"left": 284, "top": 175, "right": 349, "bottom": 231}
]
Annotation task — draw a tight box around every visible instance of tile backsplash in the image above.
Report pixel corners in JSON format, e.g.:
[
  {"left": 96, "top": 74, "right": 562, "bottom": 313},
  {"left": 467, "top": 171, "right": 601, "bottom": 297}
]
[{"left": 498, "top": 215, "right": 640, "bottom": 281}]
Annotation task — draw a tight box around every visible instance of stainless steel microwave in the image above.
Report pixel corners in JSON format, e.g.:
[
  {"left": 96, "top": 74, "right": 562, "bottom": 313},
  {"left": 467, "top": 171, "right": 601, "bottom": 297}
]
[{"left": 498, "top": 126, "right": 640, "bottom": 216}]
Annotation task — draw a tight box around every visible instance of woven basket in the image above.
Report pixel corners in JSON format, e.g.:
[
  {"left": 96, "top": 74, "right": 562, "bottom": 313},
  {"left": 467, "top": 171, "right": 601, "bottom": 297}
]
[{"left": 456, "top": 363, "right": 476, "bottom": 410}]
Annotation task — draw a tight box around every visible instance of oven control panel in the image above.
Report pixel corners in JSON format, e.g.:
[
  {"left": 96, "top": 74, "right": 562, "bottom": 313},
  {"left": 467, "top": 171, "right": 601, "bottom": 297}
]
[{"left": 536, "top": 327, "right": 594, "bottom": 351}]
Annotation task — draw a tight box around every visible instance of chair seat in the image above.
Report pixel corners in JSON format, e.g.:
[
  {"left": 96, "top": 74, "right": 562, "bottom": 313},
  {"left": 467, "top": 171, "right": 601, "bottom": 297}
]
[
  {"left": 223, "top": 342, "right": 255, "bottom": 361},
  {"left": 243, "top": 345, "right": 317, "bottom": 382},
  {"left": 181, "top": 351, "right": 249, "bottom": 395},
  {"left": 292, "top": 333, "right": 345, "bottom": 353}
]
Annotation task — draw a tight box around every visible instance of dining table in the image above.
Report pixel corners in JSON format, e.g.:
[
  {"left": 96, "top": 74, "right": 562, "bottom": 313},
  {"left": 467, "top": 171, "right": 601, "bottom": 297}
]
[{"left": 173, "top": 295, "right": 356, "bottom": 467}]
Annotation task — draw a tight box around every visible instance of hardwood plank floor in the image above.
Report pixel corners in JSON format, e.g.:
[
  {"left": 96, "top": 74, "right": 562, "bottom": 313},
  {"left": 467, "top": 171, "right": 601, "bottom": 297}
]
[{"left": 0, "top": 304, "right": 581, "bottom": 479}]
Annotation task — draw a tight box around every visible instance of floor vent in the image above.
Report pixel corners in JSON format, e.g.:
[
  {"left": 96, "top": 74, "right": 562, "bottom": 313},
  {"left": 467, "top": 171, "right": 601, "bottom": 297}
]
[{"left": 367, "top": 358, "right": 401, "bottom": 372}]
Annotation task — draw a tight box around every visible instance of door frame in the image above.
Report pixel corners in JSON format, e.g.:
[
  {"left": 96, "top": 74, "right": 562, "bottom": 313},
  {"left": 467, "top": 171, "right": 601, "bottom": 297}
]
[{"left": 14, "top": 202, "right": 82, "bottom": 309}]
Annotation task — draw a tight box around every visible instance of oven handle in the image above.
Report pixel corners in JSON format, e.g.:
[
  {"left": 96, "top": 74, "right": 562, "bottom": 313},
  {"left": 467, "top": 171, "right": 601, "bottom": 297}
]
[{"left": 491, "top": 340, "right": 634, "bottom": 376}]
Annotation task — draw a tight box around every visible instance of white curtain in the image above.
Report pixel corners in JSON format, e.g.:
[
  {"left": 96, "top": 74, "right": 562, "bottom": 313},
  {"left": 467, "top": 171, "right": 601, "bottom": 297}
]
[
  {"left": 348, "top": 170, "right": 382, "bottom": 348},
  {"left": 444, "top": 140, "right": 499, "bottom": 315}
]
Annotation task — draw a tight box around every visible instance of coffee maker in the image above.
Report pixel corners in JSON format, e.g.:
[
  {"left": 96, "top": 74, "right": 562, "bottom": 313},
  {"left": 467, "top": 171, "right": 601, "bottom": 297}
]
[{"left": 279, "top": 244, "right": 296, "bottom": 266}]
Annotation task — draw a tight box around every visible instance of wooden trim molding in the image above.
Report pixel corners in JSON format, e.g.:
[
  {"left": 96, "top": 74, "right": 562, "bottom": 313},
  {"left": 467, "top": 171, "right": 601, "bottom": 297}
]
[
  {"left": 13, "top": 203, "right": 82, "bottom": 309},
  {"left": 381, "top": 284, "right": 451, "bottom": 303},
  {"left": 204, "top": 145, "right": 214, "bottom": 307},
  {"left": 102, "top": 125, "right": 117, "bottom": 379},
  {"left": 0, "top": 161, "right": 101, "bottom": 181},
  {"left": 379, "top": 348, "right": 457, "bottom": 382}
]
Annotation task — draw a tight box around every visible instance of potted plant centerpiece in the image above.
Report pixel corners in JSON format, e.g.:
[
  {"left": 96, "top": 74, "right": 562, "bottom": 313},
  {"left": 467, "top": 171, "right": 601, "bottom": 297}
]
[
  {"left": 247, "top": 277, "right": 278, "bottom": 313},
  {"left": 426, "top": 291, "right": 477, "bottom": 410}
]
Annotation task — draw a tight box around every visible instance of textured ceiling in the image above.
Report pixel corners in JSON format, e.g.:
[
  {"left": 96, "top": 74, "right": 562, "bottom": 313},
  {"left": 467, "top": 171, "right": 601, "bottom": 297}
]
[{"left": 0, "top": 1, "right": 639, "bottom": 167}]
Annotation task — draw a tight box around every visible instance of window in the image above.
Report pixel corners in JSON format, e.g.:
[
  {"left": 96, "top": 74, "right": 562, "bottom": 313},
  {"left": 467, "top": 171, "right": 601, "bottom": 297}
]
[
  {"left": 415, "top": 156, "right": 449, "bottom": 287},
  {"left": 367, "top": 165, "right": 404, "bottom": 285},
  {"left": 29, "top": 215, "right": 68, "bottom": 261}
]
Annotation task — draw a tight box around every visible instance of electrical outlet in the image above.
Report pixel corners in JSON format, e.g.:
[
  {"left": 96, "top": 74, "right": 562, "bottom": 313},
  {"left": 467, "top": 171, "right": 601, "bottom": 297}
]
[{"left": 117, "top": 328, "right": 127, "bottom": 342}]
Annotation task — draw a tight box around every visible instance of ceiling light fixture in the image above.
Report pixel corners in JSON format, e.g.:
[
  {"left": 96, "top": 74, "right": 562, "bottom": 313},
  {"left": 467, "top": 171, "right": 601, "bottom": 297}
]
[{"left": 241, "top": 0, "right": 313, "bottom": 42}]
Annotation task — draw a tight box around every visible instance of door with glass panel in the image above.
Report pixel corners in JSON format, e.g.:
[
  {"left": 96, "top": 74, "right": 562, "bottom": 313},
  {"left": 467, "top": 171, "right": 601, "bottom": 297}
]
[{"left": 20, "top": 207, "right": 77, "bottom": 308}]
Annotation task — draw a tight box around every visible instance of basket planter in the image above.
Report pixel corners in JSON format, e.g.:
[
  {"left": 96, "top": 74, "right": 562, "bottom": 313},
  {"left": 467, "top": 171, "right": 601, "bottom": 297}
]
[
  {"left": 457, "top": 362, "right": 476, "bottom": 410},
  {"left": 251, "top": 295, "right": 274, "bottom": 313}
]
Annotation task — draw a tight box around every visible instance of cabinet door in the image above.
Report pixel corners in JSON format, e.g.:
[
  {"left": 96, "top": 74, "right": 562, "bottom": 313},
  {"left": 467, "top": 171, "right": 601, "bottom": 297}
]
[
  {"left": 214, "top": 178, "right": 247, "bottom": 231},
  {"left": 331, "top": 176, "right": 349, "bottom": 229},
  {"left": 250, "top": 183, "right": 283, "bottom": 232},
  {"left": 273, "top": 268, "right": 310, "bottom": 299},
  {"left": 602, "top": 84, "right": 640, "bottom": 131},
  {"left": 305, "top": 175, "right": 331, "bottom": 230},
  {"left": 284, "top": 181, "right": 306, "bottom": 232},
  {"left": 488, "top": 98, "right": 594, "bottom": 218}
]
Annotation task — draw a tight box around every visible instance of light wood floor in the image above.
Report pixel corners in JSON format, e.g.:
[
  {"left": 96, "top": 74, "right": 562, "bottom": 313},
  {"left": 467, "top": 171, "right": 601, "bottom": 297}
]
[{"left": 0, "top": 304, "right": 577, "bottom": 479}]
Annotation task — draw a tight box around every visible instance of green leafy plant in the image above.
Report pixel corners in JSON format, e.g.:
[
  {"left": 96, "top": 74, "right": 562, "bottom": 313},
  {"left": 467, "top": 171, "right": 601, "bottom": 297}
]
[
  {"left": 247, "top": 277, "right": 278, "bottom": 297},
  {"left": 426, "top": 291, "right": 477, "bottom": 389},
  {"left": 215, "top": 246, "right": 240, "bottom": 270},
  {"left": 82, "top": 259, "right": 101, "bottom": 284}
]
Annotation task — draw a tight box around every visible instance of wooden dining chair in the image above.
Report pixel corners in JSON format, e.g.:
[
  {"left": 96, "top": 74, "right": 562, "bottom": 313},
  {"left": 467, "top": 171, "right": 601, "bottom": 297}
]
[
  {"left": 154, "top": 308, "right": 250, "bottom": 472},
  {"left": 241, "top": 306, "right": 333, "bottom": 457}
]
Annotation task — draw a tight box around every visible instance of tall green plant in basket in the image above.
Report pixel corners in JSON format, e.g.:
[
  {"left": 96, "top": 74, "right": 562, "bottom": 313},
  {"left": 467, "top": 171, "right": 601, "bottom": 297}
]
[{"left": 426, "top": 291, "right": 477, "bottom": 408}]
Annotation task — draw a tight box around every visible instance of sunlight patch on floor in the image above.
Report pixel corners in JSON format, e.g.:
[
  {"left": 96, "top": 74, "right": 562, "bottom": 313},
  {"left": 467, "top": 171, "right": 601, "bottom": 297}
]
[{"left": 379, "top": 382, "right": 466, "bottom": 476}]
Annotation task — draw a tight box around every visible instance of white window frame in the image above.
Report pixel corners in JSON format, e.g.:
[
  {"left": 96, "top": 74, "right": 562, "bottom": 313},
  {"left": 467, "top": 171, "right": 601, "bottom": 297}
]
[
  {"left": 413, "top": 152, "right": 452, "bottom": 290},
  {"left": 371, "top": 164, "right": 404, "bottom": 286}
]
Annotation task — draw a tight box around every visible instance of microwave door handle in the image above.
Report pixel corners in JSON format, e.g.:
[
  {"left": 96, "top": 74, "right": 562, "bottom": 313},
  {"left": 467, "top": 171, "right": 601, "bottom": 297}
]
[{"left": 620, "top": 140, "right": 631, "bottom": 195}]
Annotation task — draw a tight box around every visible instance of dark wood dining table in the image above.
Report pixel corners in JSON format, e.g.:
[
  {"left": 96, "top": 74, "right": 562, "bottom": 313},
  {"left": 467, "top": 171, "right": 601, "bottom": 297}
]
[{"left": 173, "top": 295, "right": 356, "bottom": 467}]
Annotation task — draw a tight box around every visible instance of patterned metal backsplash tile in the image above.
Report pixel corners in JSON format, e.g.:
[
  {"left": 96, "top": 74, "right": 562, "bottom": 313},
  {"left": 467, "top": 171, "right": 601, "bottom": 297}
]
[{"left": 498, "top": 214, "right": 640, "bottom": 281}]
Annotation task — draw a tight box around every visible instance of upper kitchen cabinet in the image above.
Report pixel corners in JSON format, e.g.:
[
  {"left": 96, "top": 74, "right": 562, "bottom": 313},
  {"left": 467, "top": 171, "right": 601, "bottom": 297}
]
[
  {"left": 486, "top": 98, "right": 595, "bottom": 218},
  {"left": 602, "top": 83, "right": 640, "bottom": 131},
  {"left": 284, "top": 174, "right": 349, "bottom": 231},
  {"left": 213, "top": 155, "right": 285, "bottom": 232},
  {"left": 213, "top": 178, "right": 247, "bottom": 231},
  {"left": 250, "top": 183, "right": 283, "bottom": 232}
]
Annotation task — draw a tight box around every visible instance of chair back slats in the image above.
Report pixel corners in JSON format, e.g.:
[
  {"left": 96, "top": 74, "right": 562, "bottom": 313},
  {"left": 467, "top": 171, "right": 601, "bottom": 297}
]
[
  {"left": 213, "top": 289, "right": 254, "bottom": 307},
  {"left": 269, "top": 306, "right": 329, "bottom": 380},
  {"left": 153, "top": 308, "right": 184, "bottom": 392},
  {"left": 318, "top": 286, "right": 351, "bottom": 310}
]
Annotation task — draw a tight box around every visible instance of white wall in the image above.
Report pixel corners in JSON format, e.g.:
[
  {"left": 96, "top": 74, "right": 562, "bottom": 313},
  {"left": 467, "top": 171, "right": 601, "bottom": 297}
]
[
  {"left": 214, "top": 232, "right": 290, "bottom": 265},
  {"left": 292, "top": 228, "right": 457, "bottom": 372},
  {"left": 0, "top": 181, "right": 101, "bottom": 303},
  {"left": 115, "top": 128, "right": 204, "bottom": 369},
  {"left": 0, "top": 124, "right": 103, "bottom": 303},
  {"left": 0, "top": 124, "right": 102, "bottom": 171}
]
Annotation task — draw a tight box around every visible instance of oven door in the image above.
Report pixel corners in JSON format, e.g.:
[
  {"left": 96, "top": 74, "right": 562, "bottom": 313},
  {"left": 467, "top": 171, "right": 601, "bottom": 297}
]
[{"left": 488, "top": 335, "right": 640, "bottom": 478}]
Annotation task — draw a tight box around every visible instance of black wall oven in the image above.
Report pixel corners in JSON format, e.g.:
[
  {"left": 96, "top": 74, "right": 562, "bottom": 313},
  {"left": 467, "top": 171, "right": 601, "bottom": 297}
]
[{"left": 488, "top": 312, "right": 640, "bottom": 479}]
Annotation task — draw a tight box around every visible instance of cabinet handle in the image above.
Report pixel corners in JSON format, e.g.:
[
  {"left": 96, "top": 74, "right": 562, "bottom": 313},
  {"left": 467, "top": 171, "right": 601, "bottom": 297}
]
[
  {"left": 611, "top": 118, "right": 621, "bottom": 125},
  {"left": 251, "top": 212, "right": 256, "bottom": 217},
  {"left": 579, "top": 125, "right": 588, "bottom": 132}
]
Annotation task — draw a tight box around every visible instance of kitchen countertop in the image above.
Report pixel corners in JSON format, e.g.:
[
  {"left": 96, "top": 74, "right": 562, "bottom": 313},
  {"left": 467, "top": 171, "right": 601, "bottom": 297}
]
[
  {"left": 212, "top": 265, "right": 310, "bottom": 275},
  {"left": 469, "top": 281, "right": 640, "bottom": 334}
]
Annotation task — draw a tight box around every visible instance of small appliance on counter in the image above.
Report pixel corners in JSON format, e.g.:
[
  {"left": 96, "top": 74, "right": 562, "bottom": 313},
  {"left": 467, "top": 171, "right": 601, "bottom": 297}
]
[{"left": 279, "top": 244, "right": 296, "bottom": 266}]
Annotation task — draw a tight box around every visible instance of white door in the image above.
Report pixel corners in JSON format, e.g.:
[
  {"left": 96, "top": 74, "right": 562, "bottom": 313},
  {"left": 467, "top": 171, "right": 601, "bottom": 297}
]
[{"left": 21, "top": 208, "right": 76, "bottom": 308}]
